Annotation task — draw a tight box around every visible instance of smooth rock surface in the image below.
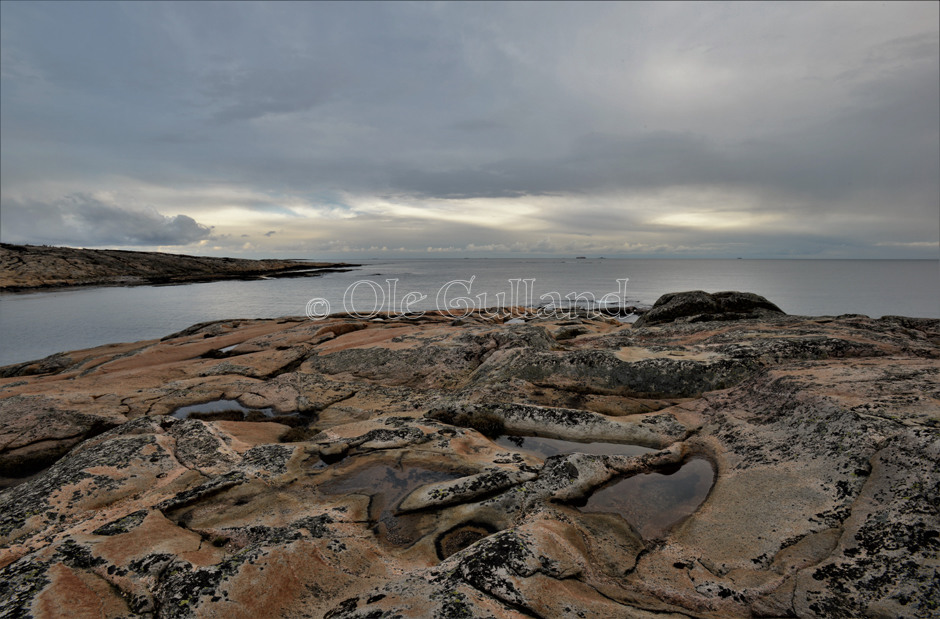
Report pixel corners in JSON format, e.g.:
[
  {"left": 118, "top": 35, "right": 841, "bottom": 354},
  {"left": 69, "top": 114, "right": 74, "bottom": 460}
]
[{"left": 1, "top": 300, "right": 938, "bottom": 617}]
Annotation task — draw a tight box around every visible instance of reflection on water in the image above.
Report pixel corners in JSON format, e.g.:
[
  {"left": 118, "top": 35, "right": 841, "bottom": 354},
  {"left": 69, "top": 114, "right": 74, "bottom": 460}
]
[
  {"left": 494, "top": 435, "right": 653, "bottom": 459},
  {"left": 318, "top": 462, "right": 464, "bottom": 546},
  {"left": 172, "top": 399, "right": 274, "bottom": 420},
  {"left": 584, "top": 458, "right": 714, "bottom": 538},
  {"left": 3, "top": 258, "right": 936, "bottom": 367},
  {"left": 495, "top": 435, "right": 712, "bottom": 537}
]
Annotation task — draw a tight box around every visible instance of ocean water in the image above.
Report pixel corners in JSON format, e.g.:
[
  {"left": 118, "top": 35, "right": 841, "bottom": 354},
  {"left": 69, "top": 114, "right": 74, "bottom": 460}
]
[{"left": 0, "top": 259, "right": 937, "bottom": 367}]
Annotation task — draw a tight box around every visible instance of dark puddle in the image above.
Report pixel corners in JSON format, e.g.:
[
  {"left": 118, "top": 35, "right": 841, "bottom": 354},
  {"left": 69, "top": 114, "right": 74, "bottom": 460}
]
[
  {"left": 318, "top": 461, "right": 465, "bottom": 547},
  {"left": 496, "top": 435, "right": 714, "bottom": 538},
  {"left": 172, "top": 399, "right": 275, "bottom": 420},
  {"left": 583, "top": 458, "right": 714, "bottom": 538},
  {"left": 436, "top": 521, "right": 499, "bottom": 560},
  {"left": 495, "top": 435, "right": 653, "bottom": 459}
]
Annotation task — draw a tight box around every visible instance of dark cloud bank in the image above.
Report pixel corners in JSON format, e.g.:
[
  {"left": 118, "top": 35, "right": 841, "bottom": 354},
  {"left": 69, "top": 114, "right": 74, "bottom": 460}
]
[{"left": 0, "top": 195, "right": 211, "bottom": 247}]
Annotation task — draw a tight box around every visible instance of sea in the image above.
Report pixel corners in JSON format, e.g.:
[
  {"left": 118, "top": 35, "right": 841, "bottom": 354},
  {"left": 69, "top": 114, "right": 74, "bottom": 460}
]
[{"left": 1, "top": 258, "right": 937, "bottom": 367}]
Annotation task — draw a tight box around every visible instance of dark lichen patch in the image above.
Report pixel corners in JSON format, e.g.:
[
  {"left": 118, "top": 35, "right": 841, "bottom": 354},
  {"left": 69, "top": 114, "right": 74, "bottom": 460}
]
[
  {"left": 165, "top": 419, "right": 240, "bottom": 470},
  {"left": 495, "top": 348, "right": 760, "bottom": 398},
  {"left": 715, "top": 335, "right": 883, "bottom": 364},
  {"left": 382, "top": 416, "right": 414, "bottom": 428},
  {"left": 157, "top": 471, "right": 247, "bottom": 513},
  {"left": 436, "top": 521, "right": 499, "bottom": 560},
  {"left": 356, "top": 426, "right": 430, "bottom": 447},
  {"left": 154, "top": 558, "right": 230, "bottom": 618},
  {"left": 55, "top": 538, "right": 107, "bottom": 569},
  {"left": 240, "top": 444, "right": 294, "bottom": 475},
  {"left": 222, "top": 524, "right": 304, "bottom": 547},
  {"left": 153, "top": 534, "right": 284, "bottom": 619},
  {"left": 291, "top": 514, "right": 334, "bottom": 538},
  {"left": 805, "top": 519, "right": 940, "bottom": 617},
  {"left": 447, "top": 529, "right": 535, "bottom": 608},
  {"left": 0, "top": 555, "right": 52, "bottom": 617},
  {"left": 92, "top": 509, "right": 149, "bottom": 536},
  {"left": 0, "top": 537, "right": 121, "bottom": 614},
  {"left": 693, "top": 581, "right": 746, "bottom": 604},
  {"left": 540, "top": 456, "right": 581, "bottom": 485},
  {"left": 323, "top": 597, "right": 361, "bottom": 619},
  {"left": 1, "top": 422, "right": 163, "bottom": 540},
  {"left": 852, "top": 521, "right": 939, "bottom": 556},
  {"left": 429, "top": 401, "right": 600, "bottom": 431},
  {"left": 304, "top": 342, "right": 484, "bottom": 389},
  {"left": 321, "top": 426, "right": 432, "bottom": 458},
  {"left": 129, "top": 552, "right": 177, "bottom": 577},
  {"left": 438, "top": 589, "right": 475, "bottom": 619},
  {"left": 0, "top": 352, "right": 77, "bottom": 378}
]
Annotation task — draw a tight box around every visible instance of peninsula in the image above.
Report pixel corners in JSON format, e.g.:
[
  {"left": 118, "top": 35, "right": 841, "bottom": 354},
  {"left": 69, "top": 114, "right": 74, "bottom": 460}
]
[{"left": 0, "top": 244, "right": 357, "bottom": 291}]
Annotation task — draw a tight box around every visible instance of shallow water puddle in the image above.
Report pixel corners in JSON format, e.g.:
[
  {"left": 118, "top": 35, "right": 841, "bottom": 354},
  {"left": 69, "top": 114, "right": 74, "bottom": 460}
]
[
  {"left": 583, "top": 458, "right": 714, "bottom": 538},
  {"left": 318, "top": 462, "right": 465, "bottom": 546},
  {"left": 494, "top": 435, "right": 653, "bottom": 459},
  {"left": 172, "top": 399, "right": 275, "bottom": 420}
]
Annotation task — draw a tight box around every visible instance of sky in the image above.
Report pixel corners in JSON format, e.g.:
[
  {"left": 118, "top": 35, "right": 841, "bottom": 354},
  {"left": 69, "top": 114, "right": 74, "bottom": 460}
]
[{"left": 1, "top": 1, "right": 938, "bottom": 259}]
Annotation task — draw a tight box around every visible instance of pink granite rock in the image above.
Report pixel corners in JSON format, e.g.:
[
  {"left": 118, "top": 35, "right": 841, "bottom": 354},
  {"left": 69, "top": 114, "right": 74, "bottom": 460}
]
[{"left": 0, "top": 305, "right": 937, "bottom": 617}]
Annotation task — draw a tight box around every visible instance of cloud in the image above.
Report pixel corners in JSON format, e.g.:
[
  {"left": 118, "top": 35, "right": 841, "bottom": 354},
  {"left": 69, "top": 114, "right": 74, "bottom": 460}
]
[
  {"left": 0, "top": 2, "right": 937, "bottom": 258},
  {"left": 0, "top": 194, "right": 212, "bottom": 246}
]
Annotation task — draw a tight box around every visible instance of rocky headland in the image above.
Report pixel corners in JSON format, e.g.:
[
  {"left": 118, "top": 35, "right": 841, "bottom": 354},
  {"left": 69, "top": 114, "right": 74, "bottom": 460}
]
[
  {"left": 0, "top": 244, "right": 357, "bottom": 291},
  {"left": 0, "top": 291, "right": 938, "bottom": 618}
]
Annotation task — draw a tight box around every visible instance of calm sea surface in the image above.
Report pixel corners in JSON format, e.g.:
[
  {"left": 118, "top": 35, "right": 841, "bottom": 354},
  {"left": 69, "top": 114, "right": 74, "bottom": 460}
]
[{"left": 1, "top": 259, "right": 937, "bottom": 367}]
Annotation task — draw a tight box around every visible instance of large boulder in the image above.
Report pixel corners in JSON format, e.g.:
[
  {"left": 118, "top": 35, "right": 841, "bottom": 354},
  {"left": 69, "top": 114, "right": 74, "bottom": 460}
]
[{"left": 633, "top": 290, "right": 784, "bottom": 328}]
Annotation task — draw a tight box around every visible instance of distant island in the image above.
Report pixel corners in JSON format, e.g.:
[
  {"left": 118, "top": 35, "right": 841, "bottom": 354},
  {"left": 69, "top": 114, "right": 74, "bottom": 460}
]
[{"left": 0, "top": 243, "right": 358, "bottom": 291}]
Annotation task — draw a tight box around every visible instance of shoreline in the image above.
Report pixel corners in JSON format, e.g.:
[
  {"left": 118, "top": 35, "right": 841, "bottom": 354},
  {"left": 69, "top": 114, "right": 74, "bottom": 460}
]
[{"left": 0, "top": 243, "right": 360, "bottom": 292}]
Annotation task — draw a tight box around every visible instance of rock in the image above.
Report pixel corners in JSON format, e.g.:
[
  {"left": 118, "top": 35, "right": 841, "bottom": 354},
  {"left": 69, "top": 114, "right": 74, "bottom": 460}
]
[
  {"left": 633, "top": 290, "right": 785, "bottom": 328},
  {"left": 552, "top": 324, "right": 588, "bottom": 340},
  {"left": 397, "top": 469, "right": 538, "bottom": 513},
  {"left": 0, "top": 396, "right": 124, "bottom": 483},
  {"left": 0, "top": 243, "right": 358, "bottom": 291},
  {"left": 0, "top": 303, "right": 938, "bottom": 617}
]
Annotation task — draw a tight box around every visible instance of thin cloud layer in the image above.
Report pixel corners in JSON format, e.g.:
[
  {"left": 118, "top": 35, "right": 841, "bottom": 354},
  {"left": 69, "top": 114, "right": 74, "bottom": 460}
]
[{"left": 1, "top": 2, "right": 937, "bottom": 257}]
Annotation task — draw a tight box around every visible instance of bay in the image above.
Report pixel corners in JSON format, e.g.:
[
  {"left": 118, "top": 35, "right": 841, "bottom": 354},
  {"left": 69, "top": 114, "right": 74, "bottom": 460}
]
[{"left": 1, "top": 258, "right": 937, "bottom": 367}]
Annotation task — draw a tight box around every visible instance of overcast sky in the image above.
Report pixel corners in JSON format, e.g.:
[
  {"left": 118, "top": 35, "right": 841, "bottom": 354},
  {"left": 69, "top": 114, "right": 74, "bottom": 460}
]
[{"left": 1, "top": 2, "right": 937, "bottom": 259}]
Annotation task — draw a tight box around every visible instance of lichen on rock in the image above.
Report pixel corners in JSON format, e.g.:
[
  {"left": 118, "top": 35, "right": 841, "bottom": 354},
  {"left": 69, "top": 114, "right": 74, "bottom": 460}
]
[{"left": 1, "top": 297, "right": 938, "bottom": 617}]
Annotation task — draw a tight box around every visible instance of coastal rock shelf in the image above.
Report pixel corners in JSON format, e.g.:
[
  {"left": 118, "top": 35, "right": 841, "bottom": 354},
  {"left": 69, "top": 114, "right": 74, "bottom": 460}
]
[
  {"left": 0, "top": 292, "right": 938, "bottom": 617},
  {"left": 0, "top": 243, "right": 358, "bottom": 291}
]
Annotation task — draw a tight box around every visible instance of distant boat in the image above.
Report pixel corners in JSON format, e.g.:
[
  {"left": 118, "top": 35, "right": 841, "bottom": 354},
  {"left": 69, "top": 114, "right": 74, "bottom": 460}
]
[{"left": 576, "top": 256, "right": 586, "bottom": 259}]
